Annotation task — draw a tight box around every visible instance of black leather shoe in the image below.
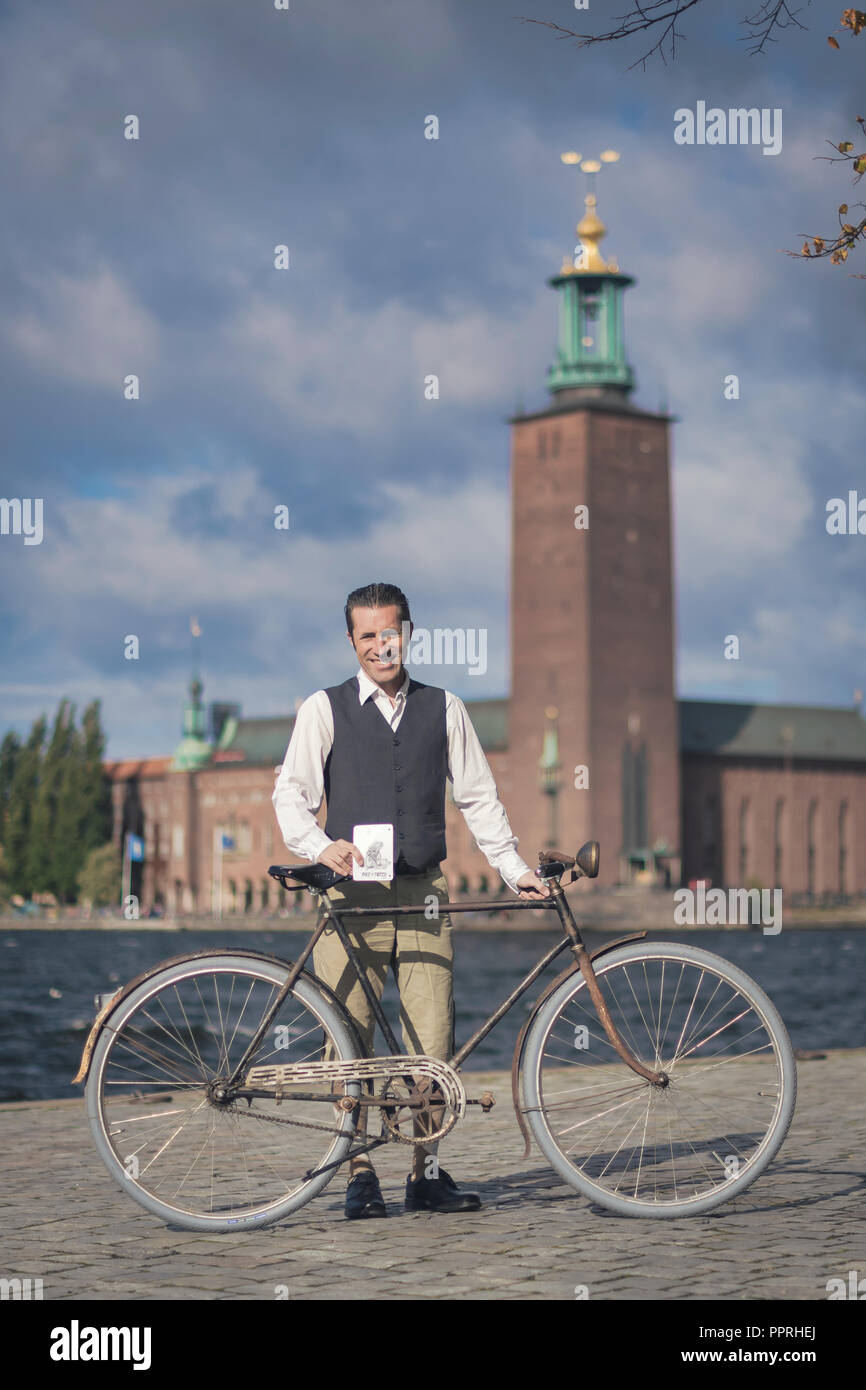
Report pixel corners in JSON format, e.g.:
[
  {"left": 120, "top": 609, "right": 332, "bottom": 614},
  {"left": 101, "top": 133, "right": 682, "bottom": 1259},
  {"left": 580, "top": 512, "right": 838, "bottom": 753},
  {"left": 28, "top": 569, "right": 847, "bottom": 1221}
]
[
  {"left": 345, "top": 1169, "right": 387, "bottom": 1219},
  {"left": 404, "top": 1166, "right": 481, "bottom": 1213}
]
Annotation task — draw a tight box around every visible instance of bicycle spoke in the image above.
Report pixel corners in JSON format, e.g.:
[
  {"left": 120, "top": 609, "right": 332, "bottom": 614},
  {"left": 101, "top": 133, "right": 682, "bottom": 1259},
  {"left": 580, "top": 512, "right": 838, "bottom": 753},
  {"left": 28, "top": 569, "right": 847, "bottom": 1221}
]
[
  {"left": 93, "top": 960, "right": 357, "bottom": 1225},
  {"left": 532, "top": 946, "right": 792, "bottom": 1211}
]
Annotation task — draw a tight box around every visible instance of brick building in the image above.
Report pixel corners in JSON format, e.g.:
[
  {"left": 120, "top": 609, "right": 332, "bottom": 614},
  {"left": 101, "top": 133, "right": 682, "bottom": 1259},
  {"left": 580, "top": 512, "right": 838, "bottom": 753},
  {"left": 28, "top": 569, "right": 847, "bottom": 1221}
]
[{"left": 107, "top": 188, "right": 866, "bottom": 912}]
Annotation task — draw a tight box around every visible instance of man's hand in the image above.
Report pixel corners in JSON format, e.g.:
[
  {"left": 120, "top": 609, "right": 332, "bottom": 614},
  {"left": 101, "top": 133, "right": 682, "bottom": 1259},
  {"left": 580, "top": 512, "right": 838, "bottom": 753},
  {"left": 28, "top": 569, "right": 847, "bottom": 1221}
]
[
  {"left": 515, "top": 871, "right": 550, "bottom": 900},
  {"left": 317, "top": 839, "right": 364, "bottom": 875}
]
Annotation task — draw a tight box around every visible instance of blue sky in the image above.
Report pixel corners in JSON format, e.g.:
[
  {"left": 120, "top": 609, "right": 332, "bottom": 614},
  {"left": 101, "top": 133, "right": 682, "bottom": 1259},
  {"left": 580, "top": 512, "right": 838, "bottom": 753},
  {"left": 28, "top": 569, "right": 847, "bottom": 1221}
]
[{"left": 1, "top": 0, "right": 864, "bottom": 757}]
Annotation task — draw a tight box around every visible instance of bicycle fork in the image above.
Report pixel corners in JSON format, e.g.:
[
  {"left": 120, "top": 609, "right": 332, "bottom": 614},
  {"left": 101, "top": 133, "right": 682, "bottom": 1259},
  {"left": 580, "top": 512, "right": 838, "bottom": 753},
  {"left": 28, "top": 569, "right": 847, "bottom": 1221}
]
[{"left": 551, "top": 882, "right": 669, "bottom": 1088}]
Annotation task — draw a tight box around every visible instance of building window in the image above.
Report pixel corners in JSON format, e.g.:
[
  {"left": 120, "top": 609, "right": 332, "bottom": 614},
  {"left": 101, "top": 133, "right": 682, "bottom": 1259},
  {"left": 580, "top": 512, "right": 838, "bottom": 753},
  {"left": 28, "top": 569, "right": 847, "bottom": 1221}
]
[
  {"left": 738, "top": 798, "right": 750, "bottom": 882},
  {"left": 537, "top": 430, "right": 547, "bottom": 461},
  {"left": 243, "top": 879, "right": 253, "bottom": 913},
  {"left": 773, "top": 799, "right": 785, "bottom": 886},
  {"left": 264, "top": 823, "right": 273, "bottom": 856},
  {"left": 701, "top": 796, "right": 718, "bottom": 878},
  {"left": 551, "top": 428, "right": 560, "bottom": 458},
  {"left": 622, "top": 741, "right": 647, "bottom": 854},
  {"left": 839, "top": 801, "right": 848, "bottom": 895},
  {"left": 238, "top": 821, "right": 252, "bottom": 854},
  {"left": 807, "top": 800, "right": 819, "bottom": 896},
  {"left": 172, "top": 825, "right": 184, "bottom": 860}
]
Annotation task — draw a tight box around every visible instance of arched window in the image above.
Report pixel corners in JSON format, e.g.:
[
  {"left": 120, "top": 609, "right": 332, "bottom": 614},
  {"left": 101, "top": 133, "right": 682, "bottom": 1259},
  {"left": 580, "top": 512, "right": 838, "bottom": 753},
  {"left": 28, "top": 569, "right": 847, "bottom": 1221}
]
[
  {"left": 478, "top": 874, "right": 489, "bottom": 895},
  {"left": 458, "top": 875, "right": 469, "bottom": 896},
  {"left": 701, "top": 795, "right": 718, "bottom": 878},
  {"left": 807, "top": 800, "right": 819, "bottom": 896},
  {"left": 738, "top": 798, "right": 750, "bottom": 882},
  {"left": 773, "top": 800, "right": 785, "bottom": 886},
  {"left": 243, "top": 879, "right": 254, "bottom": 913},
  {"left": 839, "top": 801, "right": 848, "bottom": 895},
  {"left": 622, "top": 740, "right": 648, "bottom": 854}
]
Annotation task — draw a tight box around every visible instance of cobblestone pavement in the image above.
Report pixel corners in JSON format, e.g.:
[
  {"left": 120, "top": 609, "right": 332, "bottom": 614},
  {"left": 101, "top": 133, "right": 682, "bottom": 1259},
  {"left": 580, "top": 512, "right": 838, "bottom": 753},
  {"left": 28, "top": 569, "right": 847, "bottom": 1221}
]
[{"left": 1, "top": 1051, "right": 863, "bottom": 1301}]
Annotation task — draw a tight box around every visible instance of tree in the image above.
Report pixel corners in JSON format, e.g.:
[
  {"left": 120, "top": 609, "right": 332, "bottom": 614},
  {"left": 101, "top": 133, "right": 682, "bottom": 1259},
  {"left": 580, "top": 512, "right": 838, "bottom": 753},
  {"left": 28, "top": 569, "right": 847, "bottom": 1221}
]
[
  {"left": 0, "top": 699, "right": 113, "bottom": 904},
  {"left": 0, "top": 731, "right": 20, "bottom": 847},
  {"left": 77, "top": 843, "right": 121, "bottom": 912},
  {"left": 78, "top": 701, "right": 112, "bottom": 856},
  {"left": 27, "top": 699, "right": 76, "bottom": 895},
  {"left": 523, "top": 5, "right": 866, "bottom": 269},
  {"left": 5, "top": 715, "right": 46, "bottom": 896}
]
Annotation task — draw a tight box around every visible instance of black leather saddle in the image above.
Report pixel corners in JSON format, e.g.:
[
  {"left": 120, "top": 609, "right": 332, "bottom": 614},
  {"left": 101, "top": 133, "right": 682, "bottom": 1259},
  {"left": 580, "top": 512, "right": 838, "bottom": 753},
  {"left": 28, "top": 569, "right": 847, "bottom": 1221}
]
[{"left": 268, "top": 863, "right": 350, "bottom": 892}]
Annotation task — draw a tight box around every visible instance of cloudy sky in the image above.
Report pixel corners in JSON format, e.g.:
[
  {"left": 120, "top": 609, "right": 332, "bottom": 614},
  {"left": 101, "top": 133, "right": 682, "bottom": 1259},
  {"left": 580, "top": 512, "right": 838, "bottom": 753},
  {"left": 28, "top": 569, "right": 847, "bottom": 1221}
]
[{"left": 1, "top": 0, "right": 864, "bottom": 758}]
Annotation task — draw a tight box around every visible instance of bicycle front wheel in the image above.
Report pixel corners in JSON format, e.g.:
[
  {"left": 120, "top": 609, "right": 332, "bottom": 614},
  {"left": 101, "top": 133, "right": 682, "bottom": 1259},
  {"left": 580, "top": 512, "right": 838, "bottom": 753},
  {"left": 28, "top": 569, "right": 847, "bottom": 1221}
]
[
  {"left": 520, "top": 941, "right": 796, "bottom": 1217},
  {"left": 85, "top": 954, "right": 361, "bottom": 1232}
]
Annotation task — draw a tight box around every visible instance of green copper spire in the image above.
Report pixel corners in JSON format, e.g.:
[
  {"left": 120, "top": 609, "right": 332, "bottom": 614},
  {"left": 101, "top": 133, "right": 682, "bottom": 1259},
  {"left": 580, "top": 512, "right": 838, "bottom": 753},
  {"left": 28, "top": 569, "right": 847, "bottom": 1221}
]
[
  {"left": 171, "top": 619, "right": 212, "bottom": 771},
  {"left": 547, "top": 152, "right": 635, "bottom": 397}
]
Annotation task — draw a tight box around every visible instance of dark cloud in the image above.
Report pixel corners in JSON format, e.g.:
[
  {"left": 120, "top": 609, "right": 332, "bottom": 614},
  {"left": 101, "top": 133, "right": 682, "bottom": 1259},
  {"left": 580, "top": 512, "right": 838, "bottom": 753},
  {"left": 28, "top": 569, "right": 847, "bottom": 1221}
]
[{"left": 1, "top": 0, "right": 863, "bottom": 755}]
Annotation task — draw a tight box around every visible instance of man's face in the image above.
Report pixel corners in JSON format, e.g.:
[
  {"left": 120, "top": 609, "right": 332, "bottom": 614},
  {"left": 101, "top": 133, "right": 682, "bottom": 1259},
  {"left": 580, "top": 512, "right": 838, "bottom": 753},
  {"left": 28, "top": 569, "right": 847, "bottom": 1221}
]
[{"left": 347, "top": 604, "right": 412, "bottom": 687}]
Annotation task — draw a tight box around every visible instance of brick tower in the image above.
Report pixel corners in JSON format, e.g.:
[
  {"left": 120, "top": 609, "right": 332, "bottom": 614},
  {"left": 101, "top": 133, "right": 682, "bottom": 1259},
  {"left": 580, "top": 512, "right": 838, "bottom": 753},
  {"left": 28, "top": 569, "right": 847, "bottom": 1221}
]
[{"left": 508, "top": 167, "right": 681, "bottom": 887}]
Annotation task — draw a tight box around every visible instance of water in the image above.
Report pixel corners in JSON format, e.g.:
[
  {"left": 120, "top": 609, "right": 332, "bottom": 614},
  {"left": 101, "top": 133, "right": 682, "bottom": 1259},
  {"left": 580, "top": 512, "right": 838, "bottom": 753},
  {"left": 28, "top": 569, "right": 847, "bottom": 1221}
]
[{"left": 1, "top": 927, "right": 863, "bottom": 1102}]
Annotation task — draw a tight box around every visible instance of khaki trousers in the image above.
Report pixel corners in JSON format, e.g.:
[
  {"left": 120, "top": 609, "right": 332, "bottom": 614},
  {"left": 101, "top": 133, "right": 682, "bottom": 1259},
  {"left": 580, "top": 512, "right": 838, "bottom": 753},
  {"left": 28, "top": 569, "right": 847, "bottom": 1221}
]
[{"left": 313, "top": 870, "right": 454, "bottom": 1065}]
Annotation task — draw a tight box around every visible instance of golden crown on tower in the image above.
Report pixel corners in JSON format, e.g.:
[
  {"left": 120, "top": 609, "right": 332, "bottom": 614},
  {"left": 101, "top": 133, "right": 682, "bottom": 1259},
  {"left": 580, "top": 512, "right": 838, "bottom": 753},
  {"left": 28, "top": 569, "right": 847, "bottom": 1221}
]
[{"left": 559, "top": 149, "right": 621, "bottom": 275}]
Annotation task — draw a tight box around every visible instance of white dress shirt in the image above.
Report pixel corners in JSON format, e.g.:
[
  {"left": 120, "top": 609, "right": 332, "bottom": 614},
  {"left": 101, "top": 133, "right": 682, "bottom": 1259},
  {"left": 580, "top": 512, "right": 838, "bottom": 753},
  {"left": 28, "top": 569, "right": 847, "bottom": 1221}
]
[{"left": 272, "top": 667, "right": 531, "bottom": 892}]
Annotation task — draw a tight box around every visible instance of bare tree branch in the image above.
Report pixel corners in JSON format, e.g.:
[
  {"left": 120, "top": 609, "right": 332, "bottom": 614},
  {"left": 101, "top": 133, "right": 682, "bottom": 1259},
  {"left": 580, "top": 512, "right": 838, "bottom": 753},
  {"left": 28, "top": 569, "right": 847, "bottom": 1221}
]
[{"left": 520, "top": 0, "right": 810, "bottom": 69}]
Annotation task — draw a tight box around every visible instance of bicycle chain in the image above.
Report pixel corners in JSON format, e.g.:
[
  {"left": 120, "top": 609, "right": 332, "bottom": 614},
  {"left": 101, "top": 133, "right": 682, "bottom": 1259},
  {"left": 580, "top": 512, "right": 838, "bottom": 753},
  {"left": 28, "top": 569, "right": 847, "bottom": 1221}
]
[
  {"left": 228, "top": 1081, "right": 409, "bottom": 1138},
  {"left": 230, "top": 1104, "right": 349, "bottom": 1137}
]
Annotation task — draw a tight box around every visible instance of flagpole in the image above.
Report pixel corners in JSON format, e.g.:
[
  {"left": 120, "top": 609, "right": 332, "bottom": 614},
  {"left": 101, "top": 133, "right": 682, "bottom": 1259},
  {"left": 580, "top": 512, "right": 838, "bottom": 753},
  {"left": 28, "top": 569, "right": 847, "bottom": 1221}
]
[{"left": 121, "top": 834, "right": 130, "bottom": 913}]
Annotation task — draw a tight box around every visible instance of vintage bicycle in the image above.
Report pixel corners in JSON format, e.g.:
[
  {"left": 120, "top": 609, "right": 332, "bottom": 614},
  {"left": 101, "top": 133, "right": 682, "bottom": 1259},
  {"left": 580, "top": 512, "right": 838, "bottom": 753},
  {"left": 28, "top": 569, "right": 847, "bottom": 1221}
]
[{"left": 75, "top": 842, "right": 796, "bottom": 1229}]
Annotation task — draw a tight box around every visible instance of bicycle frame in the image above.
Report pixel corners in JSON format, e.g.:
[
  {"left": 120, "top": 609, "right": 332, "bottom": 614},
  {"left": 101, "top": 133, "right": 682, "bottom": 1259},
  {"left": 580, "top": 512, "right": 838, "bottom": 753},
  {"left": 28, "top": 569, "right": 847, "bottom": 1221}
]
[{"left": 227, "top": 877, "right": 667, "bottom": 1093}]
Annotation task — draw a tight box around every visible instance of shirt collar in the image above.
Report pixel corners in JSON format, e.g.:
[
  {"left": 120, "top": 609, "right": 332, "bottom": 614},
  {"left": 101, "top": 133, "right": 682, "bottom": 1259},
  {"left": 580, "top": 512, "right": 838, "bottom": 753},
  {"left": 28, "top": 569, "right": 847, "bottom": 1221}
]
[{"left": 356, "top": 667, "right": 409, "bottom": 705}]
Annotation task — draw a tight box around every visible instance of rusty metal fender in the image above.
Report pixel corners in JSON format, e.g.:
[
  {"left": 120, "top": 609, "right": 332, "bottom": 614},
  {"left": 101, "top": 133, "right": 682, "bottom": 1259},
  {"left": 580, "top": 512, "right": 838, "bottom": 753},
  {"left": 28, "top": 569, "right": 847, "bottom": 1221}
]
[
  {"left": 71, "top": 947, "right": 363, "bottom": 1086},
  {"left": 509, "top": 932, "right": 648, "bottom": 1159}
]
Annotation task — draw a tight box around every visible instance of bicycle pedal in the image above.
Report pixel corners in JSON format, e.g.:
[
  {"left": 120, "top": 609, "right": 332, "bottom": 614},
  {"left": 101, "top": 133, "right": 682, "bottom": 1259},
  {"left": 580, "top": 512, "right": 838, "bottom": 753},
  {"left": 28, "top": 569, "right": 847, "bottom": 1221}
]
[{"left": 468, "top": 1090, "right": 496, "bottom": 1112}]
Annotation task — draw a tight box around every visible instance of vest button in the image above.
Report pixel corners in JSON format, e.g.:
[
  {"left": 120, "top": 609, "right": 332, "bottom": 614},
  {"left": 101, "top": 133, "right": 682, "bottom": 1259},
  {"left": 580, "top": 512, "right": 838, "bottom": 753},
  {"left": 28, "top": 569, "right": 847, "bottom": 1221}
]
[
  {"left": 396, "top": 785, "right": 402, "bottom": 792},
  {"left": 398, "top": 832, "right": 405, "bottom": 840}
]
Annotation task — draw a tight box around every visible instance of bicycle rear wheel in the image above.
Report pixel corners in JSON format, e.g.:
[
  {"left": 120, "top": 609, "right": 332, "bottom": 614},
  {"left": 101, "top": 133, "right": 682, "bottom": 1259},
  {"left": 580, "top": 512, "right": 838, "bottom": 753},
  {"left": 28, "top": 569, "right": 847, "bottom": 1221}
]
[
  {"left": 85, "top": 954, "right": 361, "bottom": 1231},
  {"left": 520, "top": 941, "right": 796, "bottom": 1217}
]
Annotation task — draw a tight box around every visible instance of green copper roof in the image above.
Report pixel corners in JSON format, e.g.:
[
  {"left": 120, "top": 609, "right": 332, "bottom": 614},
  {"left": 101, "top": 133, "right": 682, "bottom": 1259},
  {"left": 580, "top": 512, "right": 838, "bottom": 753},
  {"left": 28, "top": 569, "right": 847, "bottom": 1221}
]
[
  {"left": 200, "top": 696, "right": 866, "bottom": 770},
  {"left": 171, "top": 672, "right": 212, "bottom": 770},
  {"left": 212, "top": 698, "right": 510, "bottom": 769},
  {"left": 679, "top": 700, "right": 866, "bottom": 763},
  {"left": 171, "top": 735, "right": 213, "bottom": 771}
]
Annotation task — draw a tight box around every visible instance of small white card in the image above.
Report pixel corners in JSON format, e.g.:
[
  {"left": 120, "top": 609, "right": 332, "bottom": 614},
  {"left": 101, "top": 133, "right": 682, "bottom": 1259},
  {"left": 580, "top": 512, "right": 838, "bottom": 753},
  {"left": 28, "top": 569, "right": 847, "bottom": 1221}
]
[{"left": 352, "top": 823, "right": 394, "bottom": 881}]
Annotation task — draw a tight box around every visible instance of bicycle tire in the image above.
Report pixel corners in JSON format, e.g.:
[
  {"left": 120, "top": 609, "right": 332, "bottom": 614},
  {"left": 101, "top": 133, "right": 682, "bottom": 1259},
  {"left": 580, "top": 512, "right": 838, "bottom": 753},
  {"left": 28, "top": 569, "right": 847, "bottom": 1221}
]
[
  {"left": 85, "top": 953, "right": 362, "bottom": 1232},
  {"left": 520, "top": 941, "right": 797, "bottom": 1217}
]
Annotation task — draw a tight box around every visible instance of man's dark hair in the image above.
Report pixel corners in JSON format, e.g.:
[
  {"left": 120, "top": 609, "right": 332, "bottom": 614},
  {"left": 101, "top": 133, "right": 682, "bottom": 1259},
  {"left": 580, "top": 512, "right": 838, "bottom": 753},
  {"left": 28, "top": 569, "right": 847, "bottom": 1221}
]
[{"left": 344, "top": 582, "right": 411, "bottom": 636}]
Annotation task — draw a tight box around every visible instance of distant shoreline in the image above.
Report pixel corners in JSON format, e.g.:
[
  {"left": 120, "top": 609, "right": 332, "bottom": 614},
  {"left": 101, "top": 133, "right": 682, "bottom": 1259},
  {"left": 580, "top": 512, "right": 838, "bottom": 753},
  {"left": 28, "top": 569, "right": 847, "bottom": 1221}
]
[{"left": 3, "top": 906, "right": 866, "bottom": 933}]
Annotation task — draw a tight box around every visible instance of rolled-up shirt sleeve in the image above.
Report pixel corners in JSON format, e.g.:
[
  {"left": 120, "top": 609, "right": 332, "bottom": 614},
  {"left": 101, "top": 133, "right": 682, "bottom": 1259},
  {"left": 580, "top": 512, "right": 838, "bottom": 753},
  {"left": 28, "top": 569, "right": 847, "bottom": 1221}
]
[
  {"left": 271, "top": 692, "right": 334, "bottom": 863},
  {"left": 446, "top": 694, "right": 531, "bottom": 893}
]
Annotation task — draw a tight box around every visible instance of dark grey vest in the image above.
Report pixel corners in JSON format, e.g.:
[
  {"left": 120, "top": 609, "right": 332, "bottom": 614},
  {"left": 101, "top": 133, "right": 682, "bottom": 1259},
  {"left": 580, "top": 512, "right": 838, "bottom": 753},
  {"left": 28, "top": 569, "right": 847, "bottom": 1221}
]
[{"left": 323, "top": 676, "right": 448, "bottom": 873}]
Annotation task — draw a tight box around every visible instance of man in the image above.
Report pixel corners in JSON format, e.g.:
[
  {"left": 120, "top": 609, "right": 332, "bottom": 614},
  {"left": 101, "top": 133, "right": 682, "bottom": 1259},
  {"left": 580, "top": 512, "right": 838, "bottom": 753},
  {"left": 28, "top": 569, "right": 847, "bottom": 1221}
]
[{"left": 272, "top": 582, "right": 548, "bottom": 1219}]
